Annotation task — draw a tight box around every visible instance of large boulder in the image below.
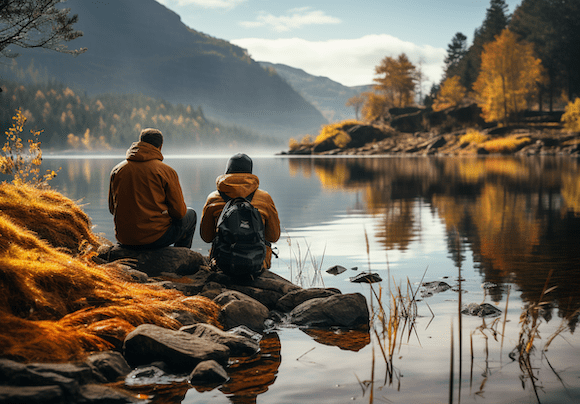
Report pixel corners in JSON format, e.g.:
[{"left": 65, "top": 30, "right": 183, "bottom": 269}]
[
  {"left": 123, "top": 324, "right": 230, "bottom": 372},
  {"left": 289, "top": 293, "right": 369, "bottom": 329},
  {"left": 97, "top": 245, "right": 207, "bottom": 276},
  {"left": 218, "top": 297, "right": 270, "bottom": 332}
]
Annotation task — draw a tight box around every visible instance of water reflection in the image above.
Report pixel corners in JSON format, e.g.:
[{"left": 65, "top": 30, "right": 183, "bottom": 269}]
[{"left": 289, "top": 157, "right": 580, "bottom": 327}]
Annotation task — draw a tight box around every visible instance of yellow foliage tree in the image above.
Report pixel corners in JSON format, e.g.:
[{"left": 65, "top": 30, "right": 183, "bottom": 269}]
[
  {"left": 361, "top": 92, "right": 390, "bottom": 122},
  {"left": 373, "top": 53, "right": 417, "bottom": 108},
  {"left": 561, "top": 98, "right": 580, "bottom": 132},
  {"left": 473, "top": 29, "right": 543, "bottom": 125},
  {"left": 432, "top": 76, "right": 466, "bottom": 111}
]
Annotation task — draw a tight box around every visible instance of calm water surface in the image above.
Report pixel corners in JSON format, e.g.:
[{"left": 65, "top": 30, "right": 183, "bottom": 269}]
[{"left": 42, "top": 154, "right": 580, "bottom": 404}]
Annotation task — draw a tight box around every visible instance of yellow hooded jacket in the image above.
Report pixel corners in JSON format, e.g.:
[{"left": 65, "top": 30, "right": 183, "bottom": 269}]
[
  {"left": 200, "top": 173, "right": 280, "bottom": 268},
  {"left": 108, "top": 141, "right": 187, "bottom": 245}
]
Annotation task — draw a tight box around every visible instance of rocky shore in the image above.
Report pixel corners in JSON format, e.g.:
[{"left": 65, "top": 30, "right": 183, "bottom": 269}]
[
  {"left": 282, "top": 105, "right": 580, "bottom": 157},
  {"left": 1, "top": 244, "right": 370, "bottom": 404}
]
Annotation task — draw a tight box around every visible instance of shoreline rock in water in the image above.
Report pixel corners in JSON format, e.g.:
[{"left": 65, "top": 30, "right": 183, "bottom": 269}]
[{"left": 1, "top": 243, "right": 371, "bottom": 403}]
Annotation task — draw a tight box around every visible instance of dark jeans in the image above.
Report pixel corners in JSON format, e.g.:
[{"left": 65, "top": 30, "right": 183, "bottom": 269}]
[{"left": 125, "top": 208, "right": 197, "bottom": 250}]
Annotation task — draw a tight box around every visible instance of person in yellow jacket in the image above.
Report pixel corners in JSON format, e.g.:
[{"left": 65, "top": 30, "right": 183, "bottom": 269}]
[
  {"left": 200, "top": 153, "right": 280, "bottom": 269},
  {"left": 108, "top": 128, "right": 196, "bottom": 249}
]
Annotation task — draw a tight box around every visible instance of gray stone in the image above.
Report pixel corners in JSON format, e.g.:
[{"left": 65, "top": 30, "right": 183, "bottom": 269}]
[
  {"left": 79, "top": 384, "right": 143, "bottom": 403},
  {"left": 289, "top": 293, "right": 370, "bottom": 329},
  {"left": 218, "top": 298, "right": 270, "bottom": 332},
  {"left": 123, "top": 324, "right": 230, "bottom": 372},
  {"left": 85, "top": 351, "right": 131, "bottom": 383},
  {"left": 461, "top": 303, "right": 502, "bottom": 318},
  {"left": 421, "top": 281, "right": 451, "bottom": 298},
  {"left": 189, "top": 360, "right": 229, "bottom": 384},
  {"left": 276, "top": 288, "right": 341, "bottom": 312},
  {"left": 0, "top": 385, "right": 63, "bottom": 404},
  {"left": 125, "top": 365, "right": 187, "bottom": 387},
  {"left": 97, "top": 245, "right": 207, "bottom": 276},
  {"left": 179, "top": 323, "right": 260, "bottom": 356}
]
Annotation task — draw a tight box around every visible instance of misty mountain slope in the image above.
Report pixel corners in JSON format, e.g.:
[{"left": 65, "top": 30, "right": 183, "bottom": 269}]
[
  {"left": 8, "top": 0, "right": 326, "bottom": 139},
  {"left": 259, "top": 62, "right": 372, "bottom": 122}
]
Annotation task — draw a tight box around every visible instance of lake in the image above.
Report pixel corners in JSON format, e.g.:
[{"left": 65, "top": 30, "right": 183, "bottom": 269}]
[{"left": 40, "top": 154, "right": 580, "bottom": 403}]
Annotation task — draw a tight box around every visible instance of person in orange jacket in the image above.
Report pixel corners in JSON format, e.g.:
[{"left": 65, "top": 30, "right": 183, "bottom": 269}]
[
  {"left": 108, "top": 128, "right": 196, "bottom": 249},
  {"left": 200, "top": 153, "right": 280, "bottom": 269}
]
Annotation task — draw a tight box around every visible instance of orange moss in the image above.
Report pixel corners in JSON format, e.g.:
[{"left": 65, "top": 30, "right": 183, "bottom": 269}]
[{"left": 0, "top": 183, "right": 220, "bottom": 363}]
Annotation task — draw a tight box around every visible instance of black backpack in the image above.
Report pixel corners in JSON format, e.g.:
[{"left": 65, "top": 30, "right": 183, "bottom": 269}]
[{"left": 211, "top": 191, "right": 266, "bottom": 280}]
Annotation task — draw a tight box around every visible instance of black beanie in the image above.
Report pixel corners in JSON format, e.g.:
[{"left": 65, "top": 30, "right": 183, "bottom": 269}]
[
  {"left": 225, "top": 153, "right": 253, "bottom": 174},
  {"left": 140, "top": 128, "right": 163, "bottom": 148}
]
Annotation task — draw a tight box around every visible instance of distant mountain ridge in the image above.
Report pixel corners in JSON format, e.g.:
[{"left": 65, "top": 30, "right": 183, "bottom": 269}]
[
  {"left": 259, "top": 62, "right": 372, "bottom": 122},
  {"left": 7, "top": 0, "right": 326, "bottom": 140}
]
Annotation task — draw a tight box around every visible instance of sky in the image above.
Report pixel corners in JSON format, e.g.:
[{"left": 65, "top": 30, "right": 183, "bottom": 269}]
[{"left": 155, "top": 0, "right": 522, "bottom": 88}]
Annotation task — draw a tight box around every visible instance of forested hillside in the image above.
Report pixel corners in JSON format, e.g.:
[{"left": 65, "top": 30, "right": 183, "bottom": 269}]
[
  {"left": 0, "top": 79, "right": 269, "bottom": 151},
  {"left": 3, "top": 0, "right": 327, "bottom": 140}
]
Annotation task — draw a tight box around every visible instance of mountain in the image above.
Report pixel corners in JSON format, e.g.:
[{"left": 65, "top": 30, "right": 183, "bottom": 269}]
[
  {"left": 259, "top": 62, "right": 372, "bottom": 122},
  {"left": 7, "top": 0, "right": 326, "bottom": 140}
]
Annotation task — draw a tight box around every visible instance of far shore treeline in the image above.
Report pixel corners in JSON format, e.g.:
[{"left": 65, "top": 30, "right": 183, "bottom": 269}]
[{"left": 0, "top": 74, "right": 272, "bottom": 151}]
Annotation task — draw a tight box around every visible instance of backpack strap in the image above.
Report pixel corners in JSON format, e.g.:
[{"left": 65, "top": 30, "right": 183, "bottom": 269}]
[{"left": 219, "top": 190, "right": 255, "bottom": 202}]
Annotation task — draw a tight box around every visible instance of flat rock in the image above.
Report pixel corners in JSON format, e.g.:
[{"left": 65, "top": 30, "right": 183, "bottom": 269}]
[
  {"left": 276, "top": 288, "right": 341, "bottom": 312},
  {"left": 123, "top": 324, "right": 230, "bottom": 372},
  {"left": 97, "top": 245, "right": 207, "bottom": 276},
  {"left": 349, "top": 272, "right": 382, "bottom": 284},
  {"left": 179, "top": 323, "right": 260, "bottom": 356},
  {"left": 289, "top": 293, "right": 370, "bottom": 329}
]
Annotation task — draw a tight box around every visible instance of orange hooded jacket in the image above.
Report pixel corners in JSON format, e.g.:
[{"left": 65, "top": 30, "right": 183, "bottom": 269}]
[
  {"left": 200, "top": 173, "right": 280, "bottom": 268},
  {"left": 108, "top": 141, "right": 187, "bottom": 245}
]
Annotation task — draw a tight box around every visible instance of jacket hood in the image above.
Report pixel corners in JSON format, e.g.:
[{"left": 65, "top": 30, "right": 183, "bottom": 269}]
[
  {"left": 126, "top": 141, "right": 164, "bottom": 162},
  {"left": 216, "top": 173, "right": 259, "bottom": 199}
]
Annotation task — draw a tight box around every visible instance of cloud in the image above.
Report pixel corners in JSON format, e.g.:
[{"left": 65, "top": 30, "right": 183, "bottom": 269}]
[
  {"left": 239, "top": 7, "right": 341, "bottom": 32},
  {"left": 231, "top": 34, "right": 446, "bottom": 87},
  {"left": 156, "top": 0, "right": 246, "bottom": 10}
]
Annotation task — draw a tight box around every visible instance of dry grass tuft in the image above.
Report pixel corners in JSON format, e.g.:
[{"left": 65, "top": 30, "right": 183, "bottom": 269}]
[
  {"left": 0, "top": 182, "right": 100, "bottom": 254},
  {"left": 0, "top": 183, "right": 220, "bottom": 363}
]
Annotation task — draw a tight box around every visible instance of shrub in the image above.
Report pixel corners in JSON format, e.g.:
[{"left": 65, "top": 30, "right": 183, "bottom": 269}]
[
  {"left": 562, "top": 98, "right": 580, "bottom": 132},
  {"left": 459, "top": 130, "right": 489, "bottom": 145},
  {"left": 314, "top": 120, "right": 360, "bottom": 149},
  {"left": 482, "top": 136, "right": 531, "bottom": 153},
  {"left": 0, "top": 109, "right": 58, "bottom": 186}
]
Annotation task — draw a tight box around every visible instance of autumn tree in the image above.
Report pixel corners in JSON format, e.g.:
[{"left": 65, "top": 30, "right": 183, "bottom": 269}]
[
  {"left": 360, "top": 92, "right": 390, "bottom": 122},
  {"left": 432, "top": 76, "right": 466, "bottom": 111},
  {"left": 346, "top": 93, "right": 365, "bottom": 120},
  {"left": 0, "top": 0, "right": 85, "bottom": 58},
  {"left": 454, "top": 0, "right": 511, "bottom": 90},
  {"left": 510, "top": 0, "right": 580, "bottom": 108},
  {"left": 373, "top": 53, "right": 417, "bottom": 108},
  {"left": 473, "top": 29, "right": 542, "bottom": 125}
]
